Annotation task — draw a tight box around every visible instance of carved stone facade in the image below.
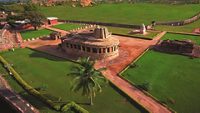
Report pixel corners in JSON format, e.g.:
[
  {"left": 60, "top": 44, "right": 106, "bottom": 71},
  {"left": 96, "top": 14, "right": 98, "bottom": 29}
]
[{"left": 61, "top": 27, "right": 119, "bottom": 60}]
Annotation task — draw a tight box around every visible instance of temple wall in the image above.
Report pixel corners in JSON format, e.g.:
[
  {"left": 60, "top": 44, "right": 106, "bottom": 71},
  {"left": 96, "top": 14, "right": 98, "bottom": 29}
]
[{"left": 61, "top": 42, "right": 119, "bottom": 60}]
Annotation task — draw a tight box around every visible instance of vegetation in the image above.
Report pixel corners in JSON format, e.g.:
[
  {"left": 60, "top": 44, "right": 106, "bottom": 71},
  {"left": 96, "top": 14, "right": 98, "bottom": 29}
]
[
  {"left": 23, "top": 3, "right": 46, "bottom": 30},
  {"left": 122, "top": 50, "right": 200, "bottom": 113},
  {"left": 52, "top": 23, "right": 84, "bottom": 31},
  {"left": 20, "top": 29, "right": 53, "bottom": 39},
  {"left": 3, "top": 3, "right": 45, "bottom": 30},
  {"left": 0, "top": 48, "right": 146, "bottom": 113},
  {"left": 161, "top": 33, "right": 200, "bottom": 45},
  {"left": 39, "top": 3, "right": 200, "bottom": 25},
  {"left": 68, "top": 57, "right": 107, "bottom": 106}
]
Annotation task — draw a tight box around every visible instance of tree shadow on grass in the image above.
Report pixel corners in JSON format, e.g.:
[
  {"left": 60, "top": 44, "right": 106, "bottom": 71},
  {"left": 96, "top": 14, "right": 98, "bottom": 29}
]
[
  {"left": 110, "top": 83, "right": 149, "bottom": 113},
  {"left": 18, "top": 91, "right": 53, "bottom": 110},
  {"left": 29, "top": 47, "right": 66, "bottom": 62}
]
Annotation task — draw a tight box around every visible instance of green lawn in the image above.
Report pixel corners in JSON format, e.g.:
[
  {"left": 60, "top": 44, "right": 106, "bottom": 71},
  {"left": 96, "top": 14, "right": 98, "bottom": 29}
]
[
  {"left": 52, "top": 23, "right": 84, "bottom": 31},
  {"left": 122, "top": 50, "right": 200, "bottom": 113},
  {"left": 20, "top": 29, "right": 53, "bottom": 40},
  {"left": 155, "top": 19, "right": 200, "bottom": 33},
  {"left": 40, "top": 3, "right": 200, "bottom": 25},
  {"left": 0, "top": 48, "right": 147, "bottom": 113},
  {"left": 107, "top": 27, "right": 159, "bottom": 39},
  {"left": 161, "top": 33, "right": 200, "bottom": 45}
]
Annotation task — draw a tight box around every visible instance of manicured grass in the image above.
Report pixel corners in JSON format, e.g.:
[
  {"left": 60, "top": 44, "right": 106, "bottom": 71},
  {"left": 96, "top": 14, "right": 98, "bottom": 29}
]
[
  {"left": 155, "top": 19, "right": 200, "bottom": 33},
  {"left": 107, "top": 27, "right": 159, "bottom": 39},
  {"left": 39, "top": 3, "right": 200, "bottom": 25},
  {"left": 20, "top": 29, "right": 53, "bottom": 40},
  {"left": 161, "top": 33, "right": 200, "bottom": 45},
  {"left": 52, "top": 23, "right": 84, "bottom": 31},
  {"left": 122, "top": 50, "right": 200, "bottom": 113},
  {"left": 0, "top": 49, "right": 147, "bottom": 113}
]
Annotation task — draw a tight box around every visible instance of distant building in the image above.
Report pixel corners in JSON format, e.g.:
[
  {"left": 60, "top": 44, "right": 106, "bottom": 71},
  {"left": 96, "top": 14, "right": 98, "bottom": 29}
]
[
  {"left": 13, "top": 19, "right": 33, "bottom": 30},
  {"left": 47, "top": 17, "right": 58, "bottom": 25},
  {"left": 61, "top": 27, "right": 119, "bottom": 60}
]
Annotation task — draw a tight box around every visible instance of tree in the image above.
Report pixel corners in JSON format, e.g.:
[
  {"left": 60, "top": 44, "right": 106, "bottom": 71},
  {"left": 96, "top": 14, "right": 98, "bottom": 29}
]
[
  {"left": 68, "top": 57, "right": 107, "bottom": 105},
  {"left": 24, "top": 11, "right": 45, "bottom": 30},
  {"left": 23, "top": 3, "right": 45, "bottom": 30}
]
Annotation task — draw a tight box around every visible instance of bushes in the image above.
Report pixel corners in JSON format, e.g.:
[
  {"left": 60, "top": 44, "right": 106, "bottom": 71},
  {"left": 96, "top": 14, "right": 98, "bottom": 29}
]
[
  {"left": 61, "top": 102, "right": 89, "bottom": 113},
  {"left": 137, "top": 82, "right": 152, "bottom": 92},
  {"left": 0, "top": 55, "right": 88, "bottom": 113}
]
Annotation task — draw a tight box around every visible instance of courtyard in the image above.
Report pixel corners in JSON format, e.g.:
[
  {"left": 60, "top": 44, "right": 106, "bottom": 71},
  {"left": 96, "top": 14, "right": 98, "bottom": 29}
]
[{"left": 0, "top": 1, "right": 200, "bottom": 113}]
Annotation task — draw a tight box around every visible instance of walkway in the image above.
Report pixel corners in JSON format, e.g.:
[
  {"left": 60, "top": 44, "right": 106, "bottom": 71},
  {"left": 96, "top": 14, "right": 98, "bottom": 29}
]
[
  {"left": 43, "top": 26, "right": 69, "bottom": 34},
  {"left": 0, "top": 75, "right": 39, "bottom": 113}
]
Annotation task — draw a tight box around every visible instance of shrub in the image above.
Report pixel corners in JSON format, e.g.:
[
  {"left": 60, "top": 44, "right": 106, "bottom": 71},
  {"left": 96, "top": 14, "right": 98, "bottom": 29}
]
[
  {"left": 61, "top": 101, "right": 89, "bottom": 113},
  {"left": 137, "top": 82, "right": 152, "bottom": 91}
]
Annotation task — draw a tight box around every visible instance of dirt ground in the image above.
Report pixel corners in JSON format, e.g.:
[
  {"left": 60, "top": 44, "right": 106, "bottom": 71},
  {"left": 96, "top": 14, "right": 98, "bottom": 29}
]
[
  {"left": 193, "top": 28, "right": 200, "bottom": 34},
  {"left": 95, "top": 35, "right": 153, "bottom": 74}
]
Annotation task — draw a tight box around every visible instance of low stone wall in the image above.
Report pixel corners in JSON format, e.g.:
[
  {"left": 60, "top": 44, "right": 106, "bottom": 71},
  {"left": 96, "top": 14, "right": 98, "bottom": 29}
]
[
  {"left": 156, "top": 12, "right": 200, "bottom": 26},
  {"left": 59, "top": 19, "right": 141, "bottom": 29}
]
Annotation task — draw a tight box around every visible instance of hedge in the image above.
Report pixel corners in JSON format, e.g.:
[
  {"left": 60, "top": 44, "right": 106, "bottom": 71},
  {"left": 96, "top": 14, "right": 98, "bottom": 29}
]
[
  {"left": 61, "top": 101, "right": 89, "bottom": 113},
  {"left": 0, "top": 55, "right": 89, "bottom": 113}
]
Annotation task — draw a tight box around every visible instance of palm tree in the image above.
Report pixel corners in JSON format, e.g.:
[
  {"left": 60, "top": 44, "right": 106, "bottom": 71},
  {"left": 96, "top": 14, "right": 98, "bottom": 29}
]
[{"left": 68, "top": 57, "right": 107, "bottom": 105}]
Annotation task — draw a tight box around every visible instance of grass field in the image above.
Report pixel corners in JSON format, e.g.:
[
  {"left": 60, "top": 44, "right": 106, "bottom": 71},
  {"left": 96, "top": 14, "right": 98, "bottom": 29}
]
[
  {"left": 20, "top": 29, "right": 53, "bottom": 40},
  {"left": 0, "top": 49, "right": 147, "bottom": 113},
  {"left": 122, "top": 50, "right": 200, "bottom": 113},
  {"left": 155, "top": 19, "right": 200, "bottom": 33},
  {"left": 52, "top": 23, "right": 84, "bottom": 31},
  {"left": 39, "top": 3, "right": 200, "bottom": 25},
  {"left": 161, "top": 33, "right": 200, "bottom": 45},
  {"left": 107, "top": 27, "right": 159, "bottom": 39}
]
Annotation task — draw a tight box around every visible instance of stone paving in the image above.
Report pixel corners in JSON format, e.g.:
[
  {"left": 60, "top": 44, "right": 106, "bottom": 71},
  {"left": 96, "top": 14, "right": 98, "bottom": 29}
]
[{"left": 0, "top": 75, "right": 39, "bottom": 113}]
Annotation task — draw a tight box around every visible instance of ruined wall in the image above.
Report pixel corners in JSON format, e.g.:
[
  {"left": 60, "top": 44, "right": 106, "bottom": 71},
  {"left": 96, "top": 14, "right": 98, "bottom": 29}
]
[
  {"left": 155, "top": 12, "right": 200, "bottom": 26},
  {"left": 59, "top": 19, "right": 141, "bottom": 29}
]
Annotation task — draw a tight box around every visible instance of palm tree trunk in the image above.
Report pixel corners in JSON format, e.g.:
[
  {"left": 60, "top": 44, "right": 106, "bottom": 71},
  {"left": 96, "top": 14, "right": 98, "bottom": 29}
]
[{"left": 90, "top": 94, "right": 93, "bottom": 106}]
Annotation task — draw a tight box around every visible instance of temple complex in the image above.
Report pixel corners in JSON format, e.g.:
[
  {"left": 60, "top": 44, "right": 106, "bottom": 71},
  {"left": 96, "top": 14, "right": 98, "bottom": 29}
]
[{"left": 61, "top": 27, "right": 119, "bottom": 60}]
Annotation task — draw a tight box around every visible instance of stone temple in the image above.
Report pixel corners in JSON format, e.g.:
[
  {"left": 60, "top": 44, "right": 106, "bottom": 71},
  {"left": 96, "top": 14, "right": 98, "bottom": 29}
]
[{"left": 61, "top": 27, "right": 119, "bottom": 60}]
